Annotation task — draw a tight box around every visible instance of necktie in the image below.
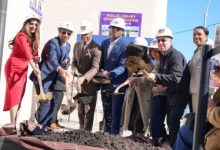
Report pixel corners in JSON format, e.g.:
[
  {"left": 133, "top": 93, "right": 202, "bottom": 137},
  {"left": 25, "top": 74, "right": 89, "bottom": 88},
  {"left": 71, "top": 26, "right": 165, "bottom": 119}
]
[
  {"left": 82, "top": 43, "right": 87, "bottom": 55},
  {"left": 80, "top": 43, "right": 87, "bottom": 64}
]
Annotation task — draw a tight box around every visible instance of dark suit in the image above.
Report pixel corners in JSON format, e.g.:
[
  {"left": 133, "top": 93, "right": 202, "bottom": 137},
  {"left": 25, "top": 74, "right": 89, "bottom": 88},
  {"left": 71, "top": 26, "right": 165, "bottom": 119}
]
[
  {"left": 34, "top": 37, "right": 71, "bottom": 127},
  {"left": 72, "top": 39, "right": 101, "bottom": 131},
  {"left": 100, "top": 37, "right": 128, "bottom": 134}
]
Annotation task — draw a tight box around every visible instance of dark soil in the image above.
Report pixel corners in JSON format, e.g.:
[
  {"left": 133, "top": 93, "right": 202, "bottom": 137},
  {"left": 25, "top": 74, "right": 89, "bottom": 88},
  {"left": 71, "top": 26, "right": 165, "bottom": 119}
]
[{"left": 34, "top": 129, "right": 163, "bottom": 150}]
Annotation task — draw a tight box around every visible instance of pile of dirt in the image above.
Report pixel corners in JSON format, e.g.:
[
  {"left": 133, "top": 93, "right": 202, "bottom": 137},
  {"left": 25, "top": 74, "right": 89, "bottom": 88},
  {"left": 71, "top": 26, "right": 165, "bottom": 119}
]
[{"left": 34, "top": 129, "right": 163, "bottom": 150}]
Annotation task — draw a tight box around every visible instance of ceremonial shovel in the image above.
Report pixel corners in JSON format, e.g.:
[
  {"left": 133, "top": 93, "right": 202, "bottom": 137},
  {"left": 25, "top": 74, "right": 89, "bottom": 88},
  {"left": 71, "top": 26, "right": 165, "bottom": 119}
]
[{"left": 33, "top": 74, "right": 53, "bottom": 101}]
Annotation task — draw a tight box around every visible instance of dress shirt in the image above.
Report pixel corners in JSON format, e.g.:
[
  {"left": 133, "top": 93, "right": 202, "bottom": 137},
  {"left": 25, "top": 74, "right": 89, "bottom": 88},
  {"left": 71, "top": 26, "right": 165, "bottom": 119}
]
[{"left": 107, "top": 38, "right": 119, "bottom": 58}]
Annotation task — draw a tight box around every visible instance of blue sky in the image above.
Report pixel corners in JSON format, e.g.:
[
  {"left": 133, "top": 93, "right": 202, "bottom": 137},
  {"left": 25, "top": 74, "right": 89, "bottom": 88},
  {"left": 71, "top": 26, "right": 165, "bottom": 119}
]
[{"left": 167, "top": 0, "right": 219, "bottom": 61}]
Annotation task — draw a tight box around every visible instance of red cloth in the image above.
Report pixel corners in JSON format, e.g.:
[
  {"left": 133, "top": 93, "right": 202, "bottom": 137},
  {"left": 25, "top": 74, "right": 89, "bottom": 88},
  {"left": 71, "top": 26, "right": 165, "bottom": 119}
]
[{"left": 3, "top": 32, "right": 37, "bottom": 111}]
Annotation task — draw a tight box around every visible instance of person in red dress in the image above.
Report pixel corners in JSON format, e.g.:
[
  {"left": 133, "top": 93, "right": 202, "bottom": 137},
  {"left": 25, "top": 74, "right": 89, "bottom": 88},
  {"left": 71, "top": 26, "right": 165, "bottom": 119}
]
[{"left": 3, "top": 14, "right": 41, "bottom": 125}]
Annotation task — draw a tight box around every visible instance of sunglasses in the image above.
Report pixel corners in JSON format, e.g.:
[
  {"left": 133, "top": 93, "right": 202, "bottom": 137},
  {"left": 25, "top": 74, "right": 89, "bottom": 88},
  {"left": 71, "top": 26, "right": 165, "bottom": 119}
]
[
  {"left": 157, "top": 38, "right": 168, "bottom": 43},
  {"left": 111, "top": 26, "right": 122, "bottom": 30},
  {"left": 61, "top": 31, "right": 72, "bottom": 36}
]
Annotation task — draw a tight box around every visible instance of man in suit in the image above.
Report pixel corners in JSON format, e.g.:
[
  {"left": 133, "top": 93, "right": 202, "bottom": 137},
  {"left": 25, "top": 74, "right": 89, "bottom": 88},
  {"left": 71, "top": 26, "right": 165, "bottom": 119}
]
[
  {"left": 33, "top": 20, "right": 74, "bottom": 129},
  {"left": 100, "top": 18, "right": 128, "bottom": 134},
  {"left": 71, "top": 21, "right": 101, "bottom": 131}
]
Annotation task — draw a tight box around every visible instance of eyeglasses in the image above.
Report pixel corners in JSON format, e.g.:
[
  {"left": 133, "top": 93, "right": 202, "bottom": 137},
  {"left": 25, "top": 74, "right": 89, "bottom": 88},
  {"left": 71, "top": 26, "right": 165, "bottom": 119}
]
[
  {"left": 157, "top": 39, "right": 167, "bottom": 43},
  {"left": 61, "top": 31, "right": 72, "bottom": 36}
]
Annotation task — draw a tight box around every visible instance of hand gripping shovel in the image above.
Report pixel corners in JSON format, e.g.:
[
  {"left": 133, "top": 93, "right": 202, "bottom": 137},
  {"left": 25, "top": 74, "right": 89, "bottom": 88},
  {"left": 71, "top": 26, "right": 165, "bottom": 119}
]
[
  {"left": 113, "top": 57, "right": 147, "bottom": 95},
  {"left": 113, "top": 65, "right": 153, "bottom": 95}
]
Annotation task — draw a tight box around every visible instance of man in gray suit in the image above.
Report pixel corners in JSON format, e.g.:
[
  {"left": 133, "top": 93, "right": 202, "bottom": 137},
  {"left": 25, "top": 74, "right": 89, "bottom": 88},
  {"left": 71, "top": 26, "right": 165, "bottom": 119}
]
[{"left": 71, "top": 21, "right": 101, "bottom": 131}]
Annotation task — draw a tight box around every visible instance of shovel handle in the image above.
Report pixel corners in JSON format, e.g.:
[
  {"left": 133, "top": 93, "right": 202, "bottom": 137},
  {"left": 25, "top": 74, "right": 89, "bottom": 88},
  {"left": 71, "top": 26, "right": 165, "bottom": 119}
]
[
  {"left": 141, "top": 69, "right": 149, "bottom": 76},
  {"left": 141, "top": 69, "right": 156, "bottom": 83},
  {"left": 113, "top": 79, "right": 130, "bottom": 94},
  {"left": 76, "top": 76, "right": 82, "bottom": 93},
  {"left": 37, "top": 74, "right": 46, "bottom": 100},
  {"left": 65, "top": 76, "right": 72, "bottom": 100}
]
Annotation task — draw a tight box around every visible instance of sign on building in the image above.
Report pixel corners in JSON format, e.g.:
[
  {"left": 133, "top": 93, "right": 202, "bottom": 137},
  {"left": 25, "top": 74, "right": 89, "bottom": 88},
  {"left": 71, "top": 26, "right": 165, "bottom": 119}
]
[
  {"left": 99, "top": 11, "right": 142, "bottom": 37},
  {"left": 29, "top": 0, "right": 44, "bottom": 16}
]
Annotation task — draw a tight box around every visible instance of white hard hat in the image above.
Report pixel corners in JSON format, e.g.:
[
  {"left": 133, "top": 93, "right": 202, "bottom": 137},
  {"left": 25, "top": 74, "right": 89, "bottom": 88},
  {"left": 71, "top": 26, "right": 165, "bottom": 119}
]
[
  {"left": 206, "top": 38, "right": 214, "bottom": 48},
  {"left": 58, "top": 20, "right": 74, "bottom": 32},
  {"left": 109, "top": 18, "right": 125, "bottom": 30},
  {"left": 24, "top": 14, "right": 41, "bottom": 24},
  {"left": 79, "top": 21, "right": 93, "bottom": 34},
  {"left": 133, "top": 37, "right": 148, "bottom": 47},
  {"left": 149, "top": 39, "right": 158, "bottom": 49},
  {"left": 156, "top": 27, "right": 173, "bottom": 39}
]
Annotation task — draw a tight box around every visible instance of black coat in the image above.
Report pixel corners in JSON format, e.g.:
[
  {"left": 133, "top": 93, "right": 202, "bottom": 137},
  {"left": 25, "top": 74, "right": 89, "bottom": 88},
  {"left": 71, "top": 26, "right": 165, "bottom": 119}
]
[{"left": 156, "top": 46, "right": 190, "bottom": 96}]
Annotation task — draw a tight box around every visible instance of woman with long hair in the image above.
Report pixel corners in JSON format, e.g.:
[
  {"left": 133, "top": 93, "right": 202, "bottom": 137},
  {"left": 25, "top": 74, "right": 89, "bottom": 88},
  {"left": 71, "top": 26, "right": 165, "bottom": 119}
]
[{"left": 3, "top": 14, "right": 41, "bottom": 125}]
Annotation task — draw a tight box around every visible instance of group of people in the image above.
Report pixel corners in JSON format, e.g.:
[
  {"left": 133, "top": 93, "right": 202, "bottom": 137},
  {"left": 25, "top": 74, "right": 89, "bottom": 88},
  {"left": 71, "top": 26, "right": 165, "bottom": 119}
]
[{"left": 3, "top": 14, "right": 220, "bottom": 149}]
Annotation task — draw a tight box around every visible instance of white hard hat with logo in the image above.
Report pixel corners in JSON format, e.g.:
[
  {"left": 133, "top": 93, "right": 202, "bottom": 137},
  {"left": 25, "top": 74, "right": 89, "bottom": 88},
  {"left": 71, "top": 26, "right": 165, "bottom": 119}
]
[
  {"left": 109, "top": 18, "right": 125, "bottom": 30},
  {"left": 149, "top": 39, "right": 158, "bottom": 49},
  {"left": 133, "top": 37, "right": 148, "bottom": 47},
  {"left": 206, "top": 38, "right": 214, "bottom": 48},
  {"left": 58, "top": 20, "right": 74, "bottom": 32},
  {"left": 156, "top": 27, "right": 173, "bottom": 39},
  {"left": 79, "top": 21, "right": 93, "bottom": 34},
  {"left": 24, "top": 14, "right": 41, "bottom": 24}
]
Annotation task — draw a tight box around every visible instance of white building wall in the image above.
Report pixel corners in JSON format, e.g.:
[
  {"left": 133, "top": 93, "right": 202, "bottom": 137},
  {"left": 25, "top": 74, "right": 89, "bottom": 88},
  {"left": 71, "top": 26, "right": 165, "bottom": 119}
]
[
  {"left": 0, "top": 0, "right": 40, "bottom": 125},
  {"left": 41, "top": 0, "right": 167, "bottom": 46},
  {"left": 0, "top": 0, "right": 167, "bottom": 126}
]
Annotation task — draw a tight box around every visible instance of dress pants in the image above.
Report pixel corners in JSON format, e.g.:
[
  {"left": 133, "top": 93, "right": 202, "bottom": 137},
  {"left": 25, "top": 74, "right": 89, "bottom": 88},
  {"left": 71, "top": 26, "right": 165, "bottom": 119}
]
[
  {"left": 78, "top": 93, "right": 97, "bottom": 131},
  {"left": 51, "top": 91, "right": 64, "bottom": 124},
  {"left": 35, "top": 100, "right": 52, "bottom": 127},
  {"left": 35, "top": 90, "right": 64, "bottom": 126},
  {"left": 101, "top": 92, "right": 124, "bottom": 134},
  {"left": 150, "top": 94, "right": 187, "bottom": 147},
  {"left": 151, "top": 95, "right": 168, "bottom": 142},
  {"left": 167, "top": 97, "right": 187, "bottom": 147}
]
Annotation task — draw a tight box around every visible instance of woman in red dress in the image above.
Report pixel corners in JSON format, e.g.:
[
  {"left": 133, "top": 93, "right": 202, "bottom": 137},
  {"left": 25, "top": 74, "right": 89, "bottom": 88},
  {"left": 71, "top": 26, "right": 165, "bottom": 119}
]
[{"left": 3, "top": 14, "right": 41, "bottom": 125}]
